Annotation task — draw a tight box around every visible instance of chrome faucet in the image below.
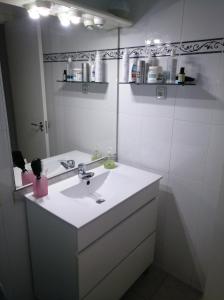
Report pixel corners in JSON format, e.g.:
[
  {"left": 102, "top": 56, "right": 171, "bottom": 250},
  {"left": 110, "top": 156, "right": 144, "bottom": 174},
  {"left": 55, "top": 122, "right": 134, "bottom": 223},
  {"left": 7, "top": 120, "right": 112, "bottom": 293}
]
[{"left": 78, "top": 163, "right": 94, "bottom": 180}]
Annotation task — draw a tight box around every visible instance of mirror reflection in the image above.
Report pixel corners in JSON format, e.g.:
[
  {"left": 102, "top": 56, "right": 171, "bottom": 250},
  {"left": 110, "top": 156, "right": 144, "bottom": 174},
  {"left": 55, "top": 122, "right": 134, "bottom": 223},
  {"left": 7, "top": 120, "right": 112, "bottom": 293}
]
[{"left": 0, "top": 2, "right": 118, "bottom": 189}]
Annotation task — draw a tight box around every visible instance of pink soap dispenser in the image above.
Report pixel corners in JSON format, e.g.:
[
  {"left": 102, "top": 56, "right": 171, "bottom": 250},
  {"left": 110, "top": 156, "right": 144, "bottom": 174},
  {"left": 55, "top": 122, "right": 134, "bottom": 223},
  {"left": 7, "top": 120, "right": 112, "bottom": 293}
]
[
  {"left": 12, "top": 151, "right": 34, "bottom": 185},
  {"left": 31, "top": 158, "right": 48, "bottom": 198}
]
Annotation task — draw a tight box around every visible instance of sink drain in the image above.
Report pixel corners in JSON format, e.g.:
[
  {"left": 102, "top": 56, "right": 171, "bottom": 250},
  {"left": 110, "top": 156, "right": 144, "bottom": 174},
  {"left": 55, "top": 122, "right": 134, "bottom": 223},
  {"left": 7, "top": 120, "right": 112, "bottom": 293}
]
[{"left": 96, "top": 199, "right": 106, "bottom": 204}]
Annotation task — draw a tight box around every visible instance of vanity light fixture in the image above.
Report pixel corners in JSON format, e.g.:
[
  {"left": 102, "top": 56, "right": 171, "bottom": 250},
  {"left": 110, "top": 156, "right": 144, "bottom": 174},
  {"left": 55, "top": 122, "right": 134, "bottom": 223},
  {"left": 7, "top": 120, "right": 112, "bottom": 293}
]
[
  {"left": 154, "top": 38, "right": 162, "bottom": 45},
  {"left": 145, "top": 39, "right": 152, "bottom": 45},
  {"left": 70, "top": 15, "right": 81, "bottom": 25},
  {"left": 35, "top": 1, "right": 52, "bottom": 17},
  {"left": 83, "top": 14, "right": 94, "bottom": 30},
  {"left": 70, "top": 11, "right": 82, "bottom": 25},
  {"left": 27, "top": 6, "right": 40, "bottom": 19},
  {"left": 25, "top": 1, "right": 51, "bottom": 19},
  {"left": 58, "top": 12, "right": 70, "bottom": 27},
  {"left": 93, "top": 16, "right": 104, "bottom": 29}
]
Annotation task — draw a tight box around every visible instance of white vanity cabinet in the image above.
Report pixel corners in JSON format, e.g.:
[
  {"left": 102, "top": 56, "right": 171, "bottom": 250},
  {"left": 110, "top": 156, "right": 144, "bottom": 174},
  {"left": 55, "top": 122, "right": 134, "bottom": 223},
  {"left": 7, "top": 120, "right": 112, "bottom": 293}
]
[{"left": 26, "top": 164, "right": 161, "bottom": 300}]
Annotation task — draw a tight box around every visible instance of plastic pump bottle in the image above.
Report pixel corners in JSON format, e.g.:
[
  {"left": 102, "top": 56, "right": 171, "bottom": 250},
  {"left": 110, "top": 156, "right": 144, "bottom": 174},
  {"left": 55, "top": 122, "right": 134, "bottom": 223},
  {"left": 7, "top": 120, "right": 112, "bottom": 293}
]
[
  {"left": 67, "top": 57, "right": 73, "bottom": 82},
  {"left": 31, "top": 159, "right": 48, "bottom": 198}
]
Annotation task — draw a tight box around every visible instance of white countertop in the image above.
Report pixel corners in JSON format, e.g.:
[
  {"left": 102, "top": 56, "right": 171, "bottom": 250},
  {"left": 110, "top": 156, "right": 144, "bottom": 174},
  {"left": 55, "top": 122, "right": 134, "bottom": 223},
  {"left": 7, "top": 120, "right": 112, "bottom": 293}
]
[{"left": 25, "top": 163, "right": 162, "bottom": 229}]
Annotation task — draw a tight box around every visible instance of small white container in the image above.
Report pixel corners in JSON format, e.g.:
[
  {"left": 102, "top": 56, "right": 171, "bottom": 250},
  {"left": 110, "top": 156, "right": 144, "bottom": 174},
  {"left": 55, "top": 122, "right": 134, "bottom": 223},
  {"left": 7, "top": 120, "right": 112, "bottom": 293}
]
[
  {"left": 121, "top": 48, "right": 129, "bottom": 83},
  {"left": 72, "top": 68, "right": 82, "bottom": 82},
  {"left": 147, "top": 66, "right": 159, "bottom": 83}
]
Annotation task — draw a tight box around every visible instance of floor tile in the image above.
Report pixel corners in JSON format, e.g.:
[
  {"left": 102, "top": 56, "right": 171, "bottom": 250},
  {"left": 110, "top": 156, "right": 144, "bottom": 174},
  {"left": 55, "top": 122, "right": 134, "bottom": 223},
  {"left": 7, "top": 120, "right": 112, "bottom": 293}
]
[
  {"left": 151, "top": 276, "right": 203, "bottom": 300},
  {"left": 121, "top": 289, "right": 144, "bottom": 300},
  {"left": 124, "top": 265, "right": 168, "bottom": 300}
]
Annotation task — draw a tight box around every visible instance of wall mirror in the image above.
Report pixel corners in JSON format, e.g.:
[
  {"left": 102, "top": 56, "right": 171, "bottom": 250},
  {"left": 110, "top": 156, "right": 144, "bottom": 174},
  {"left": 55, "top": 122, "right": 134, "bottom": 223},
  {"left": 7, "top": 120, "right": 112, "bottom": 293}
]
[{"left": 0, "top": 2, "right": 118, "bottom": 190}]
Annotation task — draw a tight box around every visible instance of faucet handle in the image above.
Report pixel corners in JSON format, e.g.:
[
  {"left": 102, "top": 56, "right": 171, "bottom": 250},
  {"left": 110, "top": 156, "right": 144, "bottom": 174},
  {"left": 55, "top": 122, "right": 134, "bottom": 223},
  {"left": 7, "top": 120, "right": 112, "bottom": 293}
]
[{"left": 78, "top": 163, "right": 86, "bottom": 174}]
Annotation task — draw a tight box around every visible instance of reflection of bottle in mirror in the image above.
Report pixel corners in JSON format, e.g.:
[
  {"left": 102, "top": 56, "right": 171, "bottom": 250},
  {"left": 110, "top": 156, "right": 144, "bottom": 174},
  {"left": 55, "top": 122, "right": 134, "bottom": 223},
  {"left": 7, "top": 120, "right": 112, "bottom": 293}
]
[
  {"left": 67, "top": 57, "right": 73, "bottom": 82},
  {"left": 91, "top": 148, "right": 102, "bottom": 161},
  {"left": 22, "top": 170, "right": 35, "bottom": 186},
  {"left": 89, "top": 59, "right": 95, "bottom": 82},
  {"left": 63, "top": 70, "right": 67, "bottom": 82},
  {"left": 95, "top": 51, "right": 103, "bottom": 82},
  {"left": 12, "top": 150, "right": 34, "bottom": 186},
  {"left": 31, "top": 159, "right": 48, "bottom": 198}
]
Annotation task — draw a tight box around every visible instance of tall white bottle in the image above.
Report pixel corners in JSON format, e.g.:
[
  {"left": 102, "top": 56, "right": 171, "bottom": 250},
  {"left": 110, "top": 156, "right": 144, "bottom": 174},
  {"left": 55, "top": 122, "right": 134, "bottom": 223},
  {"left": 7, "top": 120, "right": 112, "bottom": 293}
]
[
  {"left": 67, "top": 57, "right": 74, "bottom": 81},
  {"left": 121, "top": 48, "right": 129, "bottom": 83},
  {"left": 95, "top": 51, "right": 103, "bottom": 82},
  {"left": 166, "top": 49, "right": 177, "bottom": 83}
]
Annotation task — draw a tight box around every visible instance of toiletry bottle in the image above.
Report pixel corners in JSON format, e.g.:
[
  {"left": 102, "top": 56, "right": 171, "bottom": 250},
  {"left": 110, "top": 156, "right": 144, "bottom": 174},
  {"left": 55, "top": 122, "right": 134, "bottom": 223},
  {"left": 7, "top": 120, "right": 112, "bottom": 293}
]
[
  {"left": 147, "top": 66, "right": 159, "bottom": 83},
  {"left": 95, "top": 51, "right": 103, "bottom": 82},
  {"left": 121, "top": 48, "right": 129, "bottom": 83},
  {"left": 178, "top": 67, "right": 185, "bottom": 84},
  {"left": 31, "top": 158, "right": 48, "bottom": 198},
  {"left": 104, "top": 148, "right": 116, "bottom": 169},
  {"left": 67, "top": 57, "right": 73, "bottom": 82},
  {"left": 91, "top": 148, "right": 102, "bottom": 161},
  {"left": 129, "top": 58, "right": 137, "bottom": 83},
  {"left": 82, "top": 63, "right": 90, "bottom": 82},
  {"left": 12, "top": 150, "right": 34, "bottom": 186},
  {"left": 89, "top": 59, "right": 95, "bottom": 82},
  {"left": 166, "top": 49, "right": 177, "bottom": 83},
  {"left": 136, "top": 60, "right": 145, "bottom": 84},
  {"left": 157, "top": 66, "right": 164, "bottom": 83},
  {"left": 144, "top": 53, "right": 153, "bottom": 83},
  {"left": 151, "top": 53, "right": 158, "bottom": 66},
  {"left": 63, "top": 70, "right": 67, "bottom": 82}
]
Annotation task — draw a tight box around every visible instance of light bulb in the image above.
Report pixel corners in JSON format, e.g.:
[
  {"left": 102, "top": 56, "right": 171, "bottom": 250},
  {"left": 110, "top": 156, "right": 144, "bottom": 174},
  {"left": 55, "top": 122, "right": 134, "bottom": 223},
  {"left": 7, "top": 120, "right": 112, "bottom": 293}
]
[
  {"left": 28, "top": 7, "right": 40, "bottom": 20},
  {"left": 58, "top": 13, "right": 70, "bottom": 27},
  {"left": 83, "top": 18, "right": 94, "bottom": 30},
  {"left": 145, "top": 39, "right": 152, "bottom": 45},
  {"left": 70, "top": 15, "right": 81, "bottom": 25},
  {"left": 154, "top": 39, "right": 162, "bottom": 45},
  {"left": 38, "top": 6, "right": 50, "bottom": 17},
  {"left": 93, "top": 16, "right": 104, "bottom": 29}
]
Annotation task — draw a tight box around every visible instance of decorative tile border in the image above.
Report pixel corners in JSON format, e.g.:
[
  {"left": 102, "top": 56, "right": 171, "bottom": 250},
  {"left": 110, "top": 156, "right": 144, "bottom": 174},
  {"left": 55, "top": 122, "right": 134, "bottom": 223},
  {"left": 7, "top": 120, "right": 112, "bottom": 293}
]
[{"left": 43, "top": 37, "right": 224, "bottom": 62}]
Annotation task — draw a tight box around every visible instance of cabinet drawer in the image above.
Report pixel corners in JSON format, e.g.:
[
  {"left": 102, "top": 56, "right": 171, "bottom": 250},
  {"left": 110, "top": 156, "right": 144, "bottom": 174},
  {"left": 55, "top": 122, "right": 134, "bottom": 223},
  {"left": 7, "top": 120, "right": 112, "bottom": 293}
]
[
  {"left": 79, "top": 199, "right": 157, "bottom": 298},
  {"left": 83, "top": 233, "right": 155, "bottom": 300}
]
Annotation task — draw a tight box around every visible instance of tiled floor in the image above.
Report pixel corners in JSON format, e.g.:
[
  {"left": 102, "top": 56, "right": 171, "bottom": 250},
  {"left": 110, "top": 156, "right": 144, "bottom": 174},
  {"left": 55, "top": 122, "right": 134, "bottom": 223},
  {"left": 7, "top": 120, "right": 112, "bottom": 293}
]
[{"left": 121, "top": 265, "right": 203, "bottom": 300}]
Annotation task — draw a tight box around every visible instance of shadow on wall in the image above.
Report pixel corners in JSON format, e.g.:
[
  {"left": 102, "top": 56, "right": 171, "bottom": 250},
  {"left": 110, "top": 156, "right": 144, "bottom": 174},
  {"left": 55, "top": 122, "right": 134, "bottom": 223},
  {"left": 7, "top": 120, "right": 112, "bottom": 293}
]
[
  {"left": 154, "top": 185, "right": 206, "bottom": 292},
  {"left": 58, "top": 82, "right": 108, "bottom": 100},
  {"left": 131, "top": 84, "right": 216, "bottom": 101},
  {"left": 203, "top": 165, "right": 224, "bottom": 300}
]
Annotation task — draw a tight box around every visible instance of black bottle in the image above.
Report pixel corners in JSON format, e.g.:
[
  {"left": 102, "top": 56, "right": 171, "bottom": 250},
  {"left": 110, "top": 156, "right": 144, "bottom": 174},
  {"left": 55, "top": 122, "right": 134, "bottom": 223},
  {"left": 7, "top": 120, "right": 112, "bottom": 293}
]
[
  {"left": 178, "top": 67, "right": 185, "bottom": 84},
  {"left": 63, "top": 70, "right": 67, "bottom": 81}
]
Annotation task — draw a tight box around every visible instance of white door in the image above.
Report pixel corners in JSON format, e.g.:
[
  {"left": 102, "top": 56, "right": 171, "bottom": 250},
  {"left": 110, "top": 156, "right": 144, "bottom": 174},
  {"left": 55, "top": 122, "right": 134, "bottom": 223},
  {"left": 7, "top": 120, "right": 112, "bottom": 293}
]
[{"left": 5, "top": 18, "right": 49, "bottom": 162}]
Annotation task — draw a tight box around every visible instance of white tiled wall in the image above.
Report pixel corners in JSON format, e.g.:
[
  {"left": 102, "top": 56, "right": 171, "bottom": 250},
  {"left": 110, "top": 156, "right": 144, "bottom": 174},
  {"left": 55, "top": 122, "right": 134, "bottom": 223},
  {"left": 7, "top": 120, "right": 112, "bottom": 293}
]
[{"left": 118, "top": 0, "right": 224, "bottom": 291}]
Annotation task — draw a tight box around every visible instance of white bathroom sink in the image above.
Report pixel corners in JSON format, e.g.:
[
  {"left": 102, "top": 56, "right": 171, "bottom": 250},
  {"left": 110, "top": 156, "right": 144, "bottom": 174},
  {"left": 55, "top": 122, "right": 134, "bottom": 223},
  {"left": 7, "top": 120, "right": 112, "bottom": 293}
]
[{"left": 25, "top": 163, "right": 162, "bottom": 229}]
